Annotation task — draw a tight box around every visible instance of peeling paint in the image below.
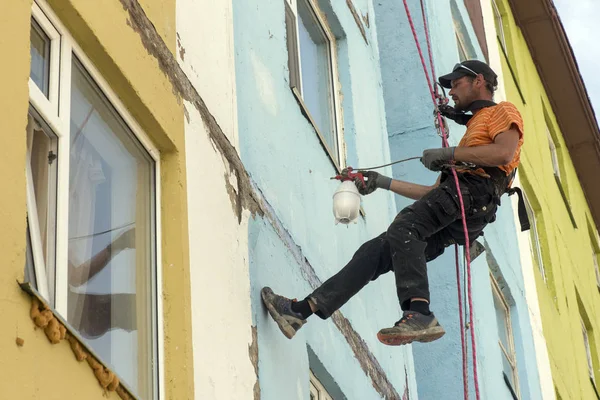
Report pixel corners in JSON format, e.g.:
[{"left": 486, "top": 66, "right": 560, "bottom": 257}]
[
  {"left": 346, "top": 0, "right": 368, "bottom": 45},
  {"left": 27, "top": 294, "right": 134, "bottom": 399},
  {"left": 118, "top": 0, "right": 262, "bottom": 222},
  {"left": 248, "top": 326, "right": 260, "bottom": 400},
  {"left": 176, "top": 32, "right": 186, "bottom": 61}
]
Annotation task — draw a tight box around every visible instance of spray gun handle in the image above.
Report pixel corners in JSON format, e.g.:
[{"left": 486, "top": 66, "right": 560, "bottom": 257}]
[{"left": 333, "top": 167, "right": 365, "bottom": 188}]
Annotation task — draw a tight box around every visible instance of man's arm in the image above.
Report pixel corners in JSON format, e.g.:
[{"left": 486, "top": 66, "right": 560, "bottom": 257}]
[
  {"left": 389, "top": 174, "right": 441, "bottom": 200},
  {"left": 453, "top": 129, "right": 520, "bottom": 166}
]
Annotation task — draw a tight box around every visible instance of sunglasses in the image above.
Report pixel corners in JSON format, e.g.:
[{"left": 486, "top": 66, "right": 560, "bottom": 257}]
[{"left": 453, "top": 63, "right": 479, "bottom": 77}]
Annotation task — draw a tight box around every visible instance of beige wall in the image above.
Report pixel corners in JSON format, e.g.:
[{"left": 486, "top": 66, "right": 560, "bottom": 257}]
[{"left": 0, "top": 0, "right": 193, "bottom": 398}]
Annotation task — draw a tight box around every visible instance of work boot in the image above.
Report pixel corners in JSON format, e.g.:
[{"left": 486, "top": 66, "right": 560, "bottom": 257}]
[
  {"left": 377, "top": 311, "right": 445, "bottom": 346},
  {"left": 261, "top": 287, "right": 307, "bottom": 339}
]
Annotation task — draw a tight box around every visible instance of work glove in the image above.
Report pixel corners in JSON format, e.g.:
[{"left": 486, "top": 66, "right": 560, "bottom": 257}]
[
  {"left": 420, "top": 147, "right": 455, "bottom": 171},
  {"left": 354, "top": 171, "right": 392, "bottom": 195}
]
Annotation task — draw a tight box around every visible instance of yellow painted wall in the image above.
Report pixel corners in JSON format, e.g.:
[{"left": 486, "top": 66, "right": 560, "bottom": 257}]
[
  {"left": 494, "top": 1, "right": 600, "bottom": 398},
  {"left": 0, "top": 0, "right": 192, "bottom": 398}
]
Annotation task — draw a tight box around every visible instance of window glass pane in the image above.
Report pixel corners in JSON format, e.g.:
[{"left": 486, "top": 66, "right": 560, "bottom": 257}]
[
  {"left": 30, "top": 19, "right": 51, "bottom": 97},
  {"left": 582, "top": 320, "right": 595, "bottom": 380},
  {"left": 502, "top": 353, "right": 516, "bottom": 388},
  {"left": 524, "top": 197, "right": 545, "bottom": 279},
  {"left": 456, "top": 33, "right": 468, "bottom": 62},
  {"left": 297, "top": 0, "right": 337, "bottom": 160},
  {"left": 25, "top": 226, "right": 37, "bottom": 288},
  {"left": 492, "top": 287, "right": 510, "bottom": 351},
  {"left": 68, "top": 58, "right": 155, "bottom": 399},
  {"left": 492, "top": 1, "right": 506, "bottom": 50},
  {"left": 26, "top": 112, "right": 58, "bottom": 305}
]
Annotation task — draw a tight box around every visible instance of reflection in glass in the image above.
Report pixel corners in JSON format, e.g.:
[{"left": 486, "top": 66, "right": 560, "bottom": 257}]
[
  {"left": 297, "top": 0, "right": 337, "bottom": 161},
  {"left": 68, "top": 58, "right": 155, "bottom": 399},
  {"left": 30, "top": 20, "right": 51, "bottom": 97}
]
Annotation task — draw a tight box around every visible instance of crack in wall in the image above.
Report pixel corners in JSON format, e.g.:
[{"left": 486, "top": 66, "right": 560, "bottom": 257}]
[{"left": 117, "top": 1, "right": 400, "bottom": 398}]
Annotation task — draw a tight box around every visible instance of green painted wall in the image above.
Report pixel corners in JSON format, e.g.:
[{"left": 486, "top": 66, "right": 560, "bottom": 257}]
[{"left": 494, "top": 0, "right": 600, "bottom": 398}]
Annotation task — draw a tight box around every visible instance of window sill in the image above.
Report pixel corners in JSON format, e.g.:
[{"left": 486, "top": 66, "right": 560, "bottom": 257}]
[{"left": 19, "top": 281, "right": 138, "bottom": 400}]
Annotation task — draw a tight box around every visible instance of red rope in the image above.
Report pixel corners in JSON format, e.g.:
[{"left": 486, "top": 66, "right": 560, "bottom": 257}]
[
  {"left": 401, "top": 1, "right": 480, "bottom": 399},
  {"left": 455, "top": 246, "right": 469, "bottom": 398}
]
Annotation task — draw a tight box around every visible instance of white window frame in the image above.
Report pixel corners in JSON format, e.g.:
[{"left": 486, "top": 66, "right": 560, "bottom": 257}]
[
  {"left": 492, "top": 0, "right": 506, "bottom": 51},
  {"left": 491, "top": 275, "right": 520, "bottom": 398},
  {"left": 523, "top": 193, "right": 545, "bottom": 282},
  {"left": 309, "top": 371, "right": 334, "bottom": 400},
  {"left": 29, "top": 2, "right": 164, "bottom": 399},
  {"left": 284, "top": 0, "right": 344, "bottom": 170}
]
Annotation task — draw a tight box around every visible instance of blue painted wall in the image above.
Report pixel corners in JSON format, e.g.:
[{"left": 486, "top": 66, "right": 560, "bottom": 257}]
[
  {"left": 232, "top": 0, "right": 418, "bottom": 398},
  {"left": 373, "top": 0, "right": 543, "bottom": 399}
]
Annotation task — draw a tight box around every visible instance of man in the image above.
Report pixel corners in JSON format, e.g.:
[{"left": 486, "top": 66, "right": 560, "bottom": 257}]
[{"left": 261, "top": 60, "right": 524, "bottom": 346}]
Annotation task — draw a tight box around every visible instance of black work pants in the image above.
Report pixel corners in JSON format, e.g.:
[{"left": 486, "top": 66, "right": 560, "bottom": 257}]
[{"left": 310, "top": 173, "right": 498, "bottom": 319}]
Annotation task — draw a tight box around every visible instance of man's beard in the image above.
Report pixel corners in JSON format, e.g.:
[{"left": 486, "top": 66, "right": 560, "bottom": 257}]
[{"left": 453, "top": 99, "right": 467, "bottom": 112}]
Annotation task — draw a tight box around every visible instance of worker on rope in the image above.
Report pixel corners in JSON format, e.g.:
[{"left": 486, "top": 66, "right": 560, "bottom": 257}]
[{"left": 261, "top": 60, "right": 524, "bottom": 346}]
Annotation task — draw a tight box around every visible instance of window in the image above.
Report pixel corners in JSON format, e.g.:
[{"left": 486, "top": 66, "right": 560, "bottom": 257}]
[
  {"left": 492, "top": 0, "right": 506, "bottom": 51},
  {"left": 491, "top": 275, "right": 520, "bottom": 398},
  {"left": 450, "top": 0, "right": 475, "bottom": 62},
  {"left": 546, "top": 126, "right": 560, "bottom": 180},
  {"left": 26, "top": 2, "right": 159, "bottom": 398},
  {"left": 590, "top": 226, "right": 600, "bottom": 289},
  {"left": 523, "top": 194, "right": 545, "bottom": 282},
  {"left": 310, "top": 371, "right": 334, "bottom": 400},
  {"left": 456, "top": 33, "right": 468, "bottom": 62},
  {"left": 285, "top": 0, "right": 341, "bottom": 166},
  {"left": 581, "top": 318, "right": 595, "bottom": 384},
  {"left": 545, "top": 115, "right": 577, "bottom": 227}
]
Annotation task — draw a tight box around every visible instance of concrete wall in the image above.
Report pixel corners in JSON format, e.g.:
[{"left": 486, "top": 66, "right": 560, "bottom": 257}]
[
  {"left": 488, "top": 1, "right": 600, "bottom": 399},
  {"left": 0, "top": 0, "right": 194, "bottom": 399},
  {"left": 232, "top": 0, "right": 417, "bottom": 398},
  {"left": 177, "top": 0, "right": 258, "bottom": 398},
  {"left": 373, "top": 0, "right": 542, "bottom": 398}
]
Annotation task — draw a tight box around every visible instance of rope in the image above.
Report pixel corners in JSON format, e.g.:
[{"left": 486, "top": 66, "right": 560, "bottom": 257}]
[
  {"left": 402, "top": 0, "right": 480, "bottom": 398},
  {"left": 455, "top": 246, "right": 469, "bottom": 397}
]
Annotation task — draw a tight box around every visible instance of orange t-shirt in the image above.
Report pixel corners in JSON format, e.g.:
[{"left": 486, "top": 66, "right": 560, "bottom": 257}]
[{"left": 458, "top": 101, "right": 524, "bottom": 176}]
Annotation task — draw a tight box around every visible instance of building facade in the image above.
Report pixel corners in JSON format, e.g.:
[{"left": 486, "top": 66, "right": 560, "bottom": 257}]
[
  {"left": 4, "top": 0, "right": 600, "bottom": 399},
  {"left": 483, "top": 0, "right": 600, "bottom": 399}
]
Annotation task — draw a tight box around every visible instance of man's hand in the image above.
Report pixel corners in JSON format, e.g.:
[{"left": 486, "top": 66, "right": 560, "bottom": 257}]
[
  {"left": 420, "top": 147, "right": 455, "bottom": 171},
  {"left": 354, "top": 171, "right": 392, "bottom": 195}
]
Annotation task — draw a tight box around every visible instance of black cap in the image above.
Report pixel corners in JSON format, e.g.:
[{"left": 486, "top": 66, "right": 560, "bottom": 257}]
[{"left": 438, "top": 60, "right": 498, "bottom": 89}]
